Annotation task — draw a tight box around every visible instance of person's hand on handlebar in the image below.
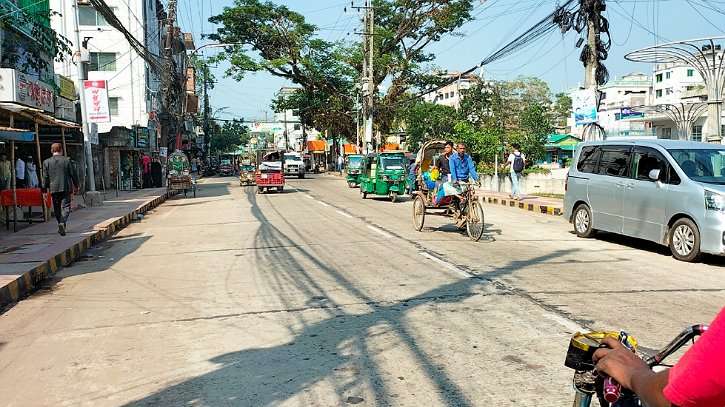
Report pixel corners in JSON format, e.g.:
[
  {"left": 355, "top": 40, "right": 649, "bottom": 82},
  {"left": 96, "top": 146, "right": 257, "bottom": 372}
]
[
  {"left": 594, "top": 337, "right": 672, "bottom": 407},
  {"left": 593, "top": 337, "right": 651, "bottom": 391}
]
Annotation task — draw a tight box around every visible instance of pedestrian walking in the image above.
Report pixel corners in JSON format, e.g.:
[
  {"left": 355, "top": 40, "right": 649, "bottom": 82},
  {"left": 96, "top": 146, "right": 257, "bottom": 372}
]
[
  {"left": 505, "top": 143, "right": 526, "bottom": 200},
  {"left": 141, "top": 152, "right": 152, "bottom": 188},
  {"left": 42, "top": 143, "right": 79, "bottom": 236},
  {"left": 337, "top": 155, "right": 344, "bottom": 173},
  {"left": 0, "top": 153, "right": 10, "bottom": 190},
  {"left": 26, "top": 156, "right": 39, "bottom": 188},
  {"left": 15, "top": 155, "right": 25, "bottom": 188},
  {"left": 151, "top": 156, "right": 163, "bottom": 188}
]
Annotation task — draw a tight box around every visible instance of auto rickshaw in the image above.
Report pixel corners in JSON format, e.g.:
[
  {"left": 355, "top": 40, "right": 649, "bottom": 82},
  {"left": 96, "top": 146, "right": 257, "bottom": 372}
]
[
  {"left": 167, "top": 151, "right": 196, "bottom": 198},
  {"left": 239, "top": 159, "right": 256, "bottom": 186},
  {"left": 345, "top": 154, "right": 364, "bottom": 188},
  {"left": 359, "top": 152, "right": 407, "bottom": 202}
]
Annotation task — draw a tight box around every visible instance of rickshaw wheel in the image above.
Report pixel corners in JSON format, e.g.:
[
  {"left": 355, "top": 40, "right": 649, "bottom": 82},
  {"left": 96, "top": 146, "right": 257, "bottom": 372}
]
[
  {"left": 257, "top": 187, "right": 262, "bottom": 194},
  {"left": 347, "top": 182, "right": 355, "bottom": 188},
  {"left": 278, "top": 186, "right": 284, "bottom": 192},
  {"left": 360, "top": 188, "right": 367, "bottom": 199},
  {"left": 413, "top": 195, "right": 426, "bottom": 231},
  {"left": 390, "top": 192, "right": 398, "bottom": 203},
  {"left": 466, "top": 200, "right": 485, "bottom": 241}
]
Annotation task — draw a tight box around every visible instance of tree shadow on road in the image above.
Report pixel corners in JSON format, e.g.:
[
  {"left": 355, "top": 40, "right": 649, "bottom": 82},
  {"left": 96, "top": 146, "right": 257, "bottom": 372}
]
[{"left": 122, "top": 188, "right": 574, "bottom": 407}]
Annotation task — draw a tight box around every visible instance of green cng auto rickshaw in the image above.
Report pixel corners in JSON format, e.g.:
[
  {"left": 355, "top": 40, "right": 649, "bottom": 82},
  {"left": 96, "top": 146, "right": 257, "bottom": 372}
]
[
  {"left": 359, "top": 152, "right": 407, "bottom": 202},
  {"left": 345, "top": 154, "right": 364, "bottom": 188}
]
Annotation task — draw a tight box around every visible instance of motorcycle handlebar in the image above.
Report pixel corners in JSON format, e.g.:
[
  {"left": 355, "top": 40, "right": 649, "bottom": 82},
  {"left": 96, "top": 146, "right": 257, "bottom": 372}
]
[{"left": 645, "top": 324, "right": 708, "bottom": 367}]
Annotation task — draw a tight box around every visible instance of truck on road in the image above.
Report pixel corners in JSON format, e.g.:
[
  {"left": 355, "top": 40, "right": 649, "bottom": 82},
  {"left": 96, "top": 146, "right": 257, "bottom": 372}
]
[{"left": 283, "top": 152, "right": 306, "bottom": 179}]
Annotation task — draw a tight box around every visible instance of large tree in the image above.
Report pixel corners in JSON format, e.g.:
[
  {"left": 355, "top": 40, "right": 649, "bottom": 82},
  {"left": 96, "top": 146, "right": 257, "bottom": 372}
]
[
  {"left": 211, "top": 119, "right": 249, "bottom": 154},
  {"left": 208, "top": 0, "right": 475, "bottom": 138},
  {"left": 400, "top": 101, "right": 457, "bottom": 151}
]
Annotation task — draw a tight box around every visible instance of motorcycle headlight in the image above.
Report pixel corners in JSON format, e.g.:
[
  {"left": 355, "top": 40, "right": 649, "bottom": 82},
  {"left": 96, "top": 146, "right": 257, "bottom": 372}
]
[{"left": 705, "top": 190, "right": 725, "bottom": 211}]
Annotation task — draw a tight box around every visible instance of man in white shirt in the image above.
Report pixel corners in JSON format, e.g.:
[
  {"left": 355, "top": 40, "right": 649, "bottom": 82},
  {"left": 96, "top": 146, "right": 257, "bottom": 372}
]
[
  {"left": 504, "top": 143, "right": 526, "bottom": 200},
  {"left": 15, "top": 156, "right": 26, "bottom": 188}
]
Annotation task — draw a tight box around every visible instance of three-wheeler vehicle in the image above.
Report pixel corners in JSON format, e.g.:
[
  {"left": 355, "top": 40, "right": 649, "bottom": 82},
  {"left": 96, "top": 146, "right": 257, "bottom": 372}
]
[
  {"left": 256, "top": 151, "right": 285, "bottom": 194},
  {"left": 239, "top": 160, "right": 256, "bottom": 186},
  {"left": 411, "top": 140, "right": 485, "bottom": 241},
  {"left": 167, "top": 151, "right": 196, "bottom": 198},
  {"left": 359, "top": 151, "right": 407, "bottom": 202},
  {"left": 345, "top": 154, "right": 364, "bottom": 188}
]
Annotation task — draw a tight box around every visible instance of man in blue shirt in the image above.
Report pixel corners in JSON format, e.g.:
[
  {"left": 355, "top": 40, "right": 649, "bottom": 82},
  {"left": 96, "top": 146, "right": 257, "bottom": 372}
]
[{"left": 449, "top": 143, "right": 479, "bottom": 182}]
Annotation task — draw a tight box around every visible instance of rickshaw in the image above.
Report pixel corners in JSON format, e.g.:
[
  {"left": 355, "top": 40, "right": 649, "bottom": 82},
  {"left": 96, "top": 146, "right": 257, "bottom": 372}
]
[
  {"left": 239, "top": 159, "right": 256, "bottom": 186},
  {"left": 167, "top": 151, "right": 196, "bottom": 198},
  {"left": 411, "top": 140, "right": 485, "bottom": 241},
  {"left": 345, "top": 154, "right": 364, "bottom": 188},
  {"left": 256, "top": 151, "right": 285, "bottom": 194},
  {"left": 359, "top": 152, "right": 407, "bottom": 202}
]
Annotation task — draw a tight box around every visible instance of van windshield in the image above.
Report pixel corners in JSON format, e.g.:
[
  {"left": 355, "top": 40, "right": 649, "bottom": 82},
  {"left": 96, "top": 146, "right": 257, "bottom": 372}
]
[
  {"left": 347, "top": 156, "right": 363, "bottom": 168},
  {"left": 380, "top": 156, "right": 405, "bottom": 170},
  {"left": 669, "top": 149, "right": 725, "bottom": 184}
]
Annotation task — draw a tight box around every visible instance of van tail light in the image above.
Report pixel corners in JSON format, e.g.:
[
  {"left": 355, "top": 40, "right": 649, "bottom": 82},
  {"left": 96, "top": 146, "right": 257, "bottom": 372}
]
[{"left": 565, "top": 173, "right": 569, "bottom": 192}]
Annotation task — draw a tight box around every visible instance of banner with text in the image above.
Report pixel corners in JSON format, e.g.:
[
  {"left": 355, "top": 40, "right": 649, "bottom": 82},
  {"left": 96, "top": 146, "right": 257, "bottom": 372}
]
[{"left": 84, "top": 80, "right": 111, "bottom": 123}]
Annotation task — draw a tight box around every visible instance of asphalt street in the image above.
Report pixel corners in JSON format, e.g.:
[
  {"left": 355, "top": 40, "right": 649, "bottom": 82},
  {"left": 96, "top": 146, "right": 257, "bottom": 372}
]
[{"left": 1, "top": 174, "right": 724, "bottom": 406}]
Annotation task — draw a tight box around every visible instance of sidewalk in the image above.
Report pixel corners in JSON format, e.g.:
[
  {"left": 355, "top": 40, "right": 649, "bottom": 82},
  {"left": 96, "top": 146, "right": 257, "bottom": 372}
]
[
  {"left": 0, "top": 188, "right": 173, "bottom": 309},
  {"left": 477, "top": 190, "right": 564, "bottom": 217}
]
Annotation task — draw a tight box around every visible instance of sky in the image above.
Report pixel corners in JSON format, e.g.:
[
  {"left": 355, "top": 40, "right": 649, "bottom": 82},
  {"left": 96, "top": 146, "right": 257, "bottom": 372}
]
[{"left": 179, "top": 0, "right": 725, "bottom": 122}]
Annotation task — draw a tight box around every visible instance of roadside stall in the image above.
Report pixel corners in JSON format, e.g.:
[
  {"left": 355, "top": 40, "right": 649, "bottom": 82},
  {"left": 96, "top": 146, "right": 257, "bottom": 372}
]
[{"left": 306, "top": 140, "right": 327, "bottom": 173}]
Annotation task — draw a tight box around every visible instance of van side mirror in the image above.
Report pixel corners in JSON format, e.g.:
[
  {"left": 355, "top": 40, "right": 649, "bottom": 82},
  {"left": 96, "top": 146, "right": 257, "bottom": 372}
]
[{"left": 648, "top": 169, "right": 661, "bottom": 181}]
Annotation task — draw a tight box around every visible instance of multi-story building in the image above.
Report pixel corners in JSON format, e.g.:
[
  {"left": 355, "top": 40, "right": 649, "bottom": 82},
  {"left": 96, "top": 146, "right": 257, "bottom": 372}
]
[
  {"left": 50, "top": 0, "right": 167, "bottom": 189},
  {"left": 422, "top": 71, "right": 480, "bottom": 109},
  {"left": 272, "top": 87, "right": 320, "bottom": 151}
]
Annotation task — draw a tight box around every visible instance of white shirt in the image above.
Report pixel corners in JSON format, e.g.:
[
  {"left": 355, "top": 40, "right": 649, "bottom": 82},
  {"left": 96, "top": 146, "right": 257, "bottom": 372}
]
[
  {"left": 15, "top": 158, "right": 25, "bottom": 179},
  {"left": 507, "top": 151, "right": 525, "bottom": 172}
]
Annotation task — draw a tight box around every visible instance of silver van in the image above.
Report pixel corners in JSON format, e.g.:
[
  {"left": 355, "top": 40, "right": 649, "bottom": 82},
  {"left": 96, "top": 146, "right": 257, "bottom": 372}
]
[{"left": 564, "top": 139, "right": 725, "bottom": 262}]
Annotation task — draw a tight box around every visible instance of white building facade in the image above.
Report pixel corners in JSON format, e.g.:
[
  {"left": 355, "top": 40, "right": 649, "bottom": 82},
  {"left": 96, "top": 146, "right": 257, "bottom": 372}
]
[{"left": 422, "top": 72, "right": 480, "bottom": 109}]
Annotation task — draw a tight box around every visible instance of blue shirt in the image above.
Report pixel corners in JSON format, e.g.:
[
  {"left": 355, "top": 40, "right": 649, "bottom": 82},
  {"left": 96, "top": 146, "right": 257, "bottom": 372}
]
[{"left": 449, "top": 153, "right": 479, "bottom": 181}]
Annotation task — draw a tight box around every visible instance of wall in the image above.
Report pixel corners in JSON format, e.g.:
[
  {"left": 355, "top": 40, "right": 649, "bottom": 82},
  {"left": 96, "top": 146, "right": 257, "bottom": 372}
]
[{"left": 480, "top": 168, "right": 568, "bottom": 195}]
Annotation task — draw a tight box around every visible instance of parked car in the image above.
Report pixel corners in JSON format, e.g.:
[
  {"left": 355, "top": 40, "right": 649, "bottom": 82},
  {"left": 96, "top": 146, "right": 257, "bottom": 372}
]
[
  {"left": 219, "top": 159, "right": 234, "bottom": 176},
  {"left": 564, "top": 139, "right": 725, "bottom": 262}
]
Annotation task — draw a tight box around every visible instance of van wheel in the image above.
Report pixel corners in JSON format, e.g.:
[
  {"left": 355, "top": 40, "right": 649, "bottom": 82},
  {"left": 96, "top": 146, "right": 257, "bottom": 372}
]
[
  {"left": 669, "top": 218, "right": 701, "bottom": 262},
  {"left": 573, "top": 204, "right": 595, "bottom": 238}
]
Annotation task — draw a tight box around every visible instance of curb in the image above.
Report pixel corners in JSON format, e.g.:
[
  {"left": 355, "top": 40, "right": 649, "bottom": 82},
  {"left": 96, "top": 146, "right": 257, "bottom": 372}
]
[
  {"left": 0, "top": 191, "right": 174, "bottom": 309},
  {"left": 479, "top": 194, "right": 563, "bottom": 216}
]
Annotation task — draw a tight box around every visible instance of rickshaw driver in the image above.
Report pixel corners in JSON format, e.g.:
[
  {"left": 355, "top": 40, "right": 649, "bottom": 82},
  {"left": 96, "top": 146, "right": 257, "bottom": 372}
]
[{"left": 448, "top": 143, "right": 480, "bottom": 214}]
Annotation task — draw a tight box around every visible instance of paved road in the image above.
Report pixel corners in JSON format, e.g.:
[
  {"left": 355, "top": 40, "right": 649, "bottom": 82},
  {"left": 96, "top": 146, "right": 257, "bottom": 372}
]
[{"left": 1, "top": 175, "right": 723, "bottom": 406}]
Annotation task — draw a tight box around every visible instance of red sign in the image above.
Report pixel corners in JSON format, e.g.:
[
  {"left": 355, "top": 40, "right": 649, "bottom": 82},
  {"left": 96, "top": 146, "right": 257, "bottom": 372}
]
[{"left": 84, "top": 80, "right": 111, "bottom": 123}]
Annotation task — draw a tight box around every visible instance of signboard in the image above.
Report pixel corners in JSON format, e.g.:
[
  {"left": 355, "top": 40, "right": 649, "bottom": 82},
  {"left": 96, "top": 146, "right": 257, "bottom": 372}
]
[
  {"left": 83, "top": 80, "right": 111, "bottom": 123},
  {"left": 572, "top": 89, "right": 598, "bottom": 126},
  {"left": 54, "top": 97, "right": 77, "bottom": 122},
  {"left": 159, "top": 147, "right": 168, "bottom": 157},
  {"left": 0, "top": 68, "right": 55, "bottom": 112},
  {"left": 615, "top": 108, "right": 645, "bottom": 121},
  {"left": 136, "top": 127, "right": 149, "bottom": 148},
  {"left": 89, "top": 123, "right": 99, "bottom": 145},
  {"left": 57, "top": 75, "right": 75, "bottom": 100}
]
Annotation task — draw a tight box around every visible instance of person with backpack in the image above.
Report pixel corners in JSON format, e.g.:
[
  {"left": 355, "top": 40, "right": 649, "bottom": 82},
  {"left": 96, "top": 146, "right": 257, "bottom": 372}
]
[{"left": 505, "top": 143, "right": 526, "bottom": 200}]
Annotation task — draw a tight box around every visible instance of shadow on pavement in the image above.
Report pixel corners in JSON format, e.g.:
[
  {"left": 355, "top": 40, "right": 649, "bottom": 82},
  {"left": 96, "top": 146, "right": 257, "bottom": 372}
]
[{"left": 121, "top": 187, "right": 574, "bottom": 407}]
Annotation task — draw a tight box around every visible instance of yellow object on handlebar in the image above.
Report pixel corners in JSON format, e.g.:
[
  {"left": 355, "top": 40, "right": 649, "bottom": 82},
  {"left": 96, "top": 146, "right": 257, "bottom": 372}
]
[{"left": 565, "top": 331, "right": 638, "bottom": 371}]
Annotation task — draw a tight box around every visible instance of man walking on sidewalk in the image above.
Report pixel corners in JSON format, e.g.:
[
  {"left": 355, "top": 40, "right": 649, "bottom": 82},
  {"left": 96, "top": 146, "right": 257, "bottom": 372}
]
[
  {"left": 505, "top": 143, "right": 526, "bottom": 200},
  {"left": 42, "top": 143, "right": 78, "bottom": 236}
]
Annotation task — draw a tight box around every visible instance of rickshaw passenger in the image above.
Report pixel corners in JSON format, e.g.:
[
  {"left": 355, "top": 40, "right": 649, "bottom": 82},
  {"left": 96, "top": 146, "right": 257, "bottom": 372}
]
[
  {"left": 436, "top": 141, "right": 453, "bottom": 181},
  {"left": 449, "top": 143, "right": 479, "bottom": 183}
]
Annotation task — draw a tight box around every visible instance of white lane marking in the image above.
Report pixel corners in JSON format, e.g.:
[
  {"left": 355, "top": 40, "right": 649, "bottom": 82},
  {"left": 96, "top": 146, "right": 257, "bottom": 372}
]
[
  {"left": 418, "top": 251, "right": 472, "bottom": 278},
  {"left": 542, "top": 313, "right": 586, "bottom": 333},
  {"left": 367, "top": 225, "right": 393, "bottom": 239},
  {"left": 318, "top": 201, "right": 330, "bottom": 207},
  {"left": 305, "top": 195, "right": 314, "bottom": 199},
  {"left": 336, "top": 210, "right": 353, "bottom": 219}
]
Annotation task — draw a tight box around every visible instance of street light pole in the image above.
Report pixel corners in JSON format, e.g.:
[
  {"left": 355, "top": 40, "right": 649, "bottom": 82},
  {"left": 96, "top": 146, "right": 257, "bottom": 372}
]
[{"left": 73, "top": 0, "right": 96, "bottom": 192}]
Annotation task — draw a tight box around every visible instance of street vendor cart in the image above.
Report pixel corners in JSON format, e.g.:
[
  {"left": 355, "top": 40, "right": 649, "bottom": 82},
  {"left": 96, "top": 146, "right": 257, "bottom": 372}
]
[{"left": 167, "top": 151, "right": 196, "bottom": 198}]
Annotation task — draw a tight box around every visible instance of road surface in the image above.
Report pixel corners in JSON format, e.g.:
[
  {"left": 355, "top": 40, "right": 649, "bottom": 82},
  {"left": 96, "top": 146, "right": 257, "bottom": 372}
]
[{"left": 1, "top": 174, "right": 723, "bottom": 406}]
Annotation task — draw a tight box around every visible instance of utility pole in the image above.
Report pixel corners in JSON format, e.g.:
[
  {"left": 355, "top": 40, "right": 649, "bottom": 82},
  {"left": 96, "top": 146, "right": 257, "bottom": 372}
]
[
  {"left": 161, "top": 0, "right": 178, "bottom": 150},
  {"left": 584, "top": 11, "right": 598, "bottom": 88},
  {"left": 283, "top": 109, "right": 290, "bottom": 151},
  {"left": 72, "top": 0, "right": 96, "bottom": 193},
  {"left": 365, "top": 2, "right": 375, "bottom": 152},
  {"left": 202, "top": 64, "right": 210, "bottom": 157}
]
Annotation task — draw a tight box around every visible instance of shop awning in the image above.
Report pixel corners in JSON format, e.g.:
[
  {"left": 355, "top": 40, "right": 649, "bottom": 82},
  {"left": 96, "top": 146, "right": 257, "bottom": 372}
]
[
  {"left": 0, "top": 127, "right": 35, "bottom": 142},
  {"left": 343, "top": 144, "right": 357, "bottom": 154},
  {"left": 307, "top": 140, "right": 326, "bottom": 153},
  {"left": 0, "top": 103, "right": 81, "bottom": 129}
]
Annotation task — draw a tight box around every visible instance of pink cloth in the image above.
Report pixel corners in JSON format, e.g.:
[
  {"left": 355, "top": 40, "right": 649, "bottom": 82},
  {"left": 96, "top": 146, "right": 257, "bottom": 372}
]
[
  {"left": 663, "top": 307, "right": 725, "bottom": 407},
  {"left": 142, "top": 155, "right": 151, "bottom": 174}
]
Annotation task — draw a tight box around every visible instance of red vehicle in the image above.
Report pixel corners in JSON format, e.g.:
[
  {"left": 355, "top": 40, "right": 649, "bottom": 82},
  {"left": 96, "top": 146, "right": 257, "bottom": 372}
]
[
  {"left": 256, "top": 151, "right": 285, "bottom": 194},
  {"left": 219, "top": 159, "right": 234, "bottom": 176}
]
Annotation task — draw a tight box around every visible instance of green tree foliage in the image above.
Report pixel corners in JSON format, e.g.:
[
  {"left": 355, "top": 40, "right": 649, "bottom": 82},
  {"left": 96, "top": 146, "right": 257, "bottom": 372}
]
[
  {"left": 208, "top": 0, "right": 475, "bottom": 137},
  {"left": 512, "top": 102, "right": 553, "bottom": 163},
  {"left": 211, "top": 119, "right": 249, "bottom": 154},
  {"left": 453, "top": 121, "right": 503, "bottom": 164},
  {"left": 552, "top": 92, "right": 572, "bottom": 128},
  {"left": 401, "top": 102, "right": 457, "bottom": 151}
]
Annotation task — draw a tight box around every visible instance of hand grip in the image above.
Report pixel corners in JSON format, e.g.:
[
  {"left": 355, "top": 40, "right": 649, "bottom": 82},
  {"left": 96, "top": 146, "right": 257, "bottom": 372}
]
[{"left": 603, "top": 376, "right": 621, "bottom": 403}]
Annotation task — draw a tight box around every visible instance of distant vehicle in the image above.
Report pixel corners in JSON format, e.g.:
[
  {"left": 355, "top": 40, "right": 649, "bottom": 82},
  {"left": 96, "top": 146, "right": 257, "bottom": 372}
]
[
  {"left": 219, "top": 159, "right": 234, "bottom": 176},
  {"left": 257, "top": 151, "right": 285, "bottom": 193},
  {"left": 565, "top": 139, "right": 725, "bottom": 262},
  {"left": 283, "top": 152, "right": 306, "bottom": 179}
]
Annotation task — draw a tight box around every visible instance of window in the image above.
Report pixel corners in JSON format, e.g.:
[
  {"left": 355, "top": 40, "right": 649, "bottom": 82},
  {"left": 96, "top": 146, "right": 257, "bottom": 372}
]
[
  {"left": 665, "top": 71, "right": 671, "bottom": 79},
  {"left": 687, "top": 69, "right": 695, "bottom": 77},
  {"left": 596, "top": 147, "right": 631, "bottom": 177},
  {"left": 665, "top": 87, "right": 674, "bottom": 96},
  {"left": 656, "top": 73, "right": 663, "bottom": 82},
  {"left": 692, "top": 125, "right": 703, "bottom": 142},
  {"left": 661, "top": 128, "right": 672, "bottom": 139},
  {"left": 632, "top": 148, "right": 669, "bottom": 182},
  {"left": 577, "top": 146, "right": 601, "bottom": 173},
  {"left": 686, "top": 85, "right": 695, "bottom": 91},
  {"left": 656, "top": 89, "right": 662, "bottom": 98},
  {"left": 109, "top": 97, "right": 119, "bottom": 116},
  {"left": 78, "top": 5, "right": 113, "bottom": 26},
  {"left": 89, "top": 52, "right": 117, "bottom": 71},
  {"left": 670, "top": 149, "right": 725, "bottom": 184},
  {"left": 293, "top": 124, "right": 301, "bottom": 131}
]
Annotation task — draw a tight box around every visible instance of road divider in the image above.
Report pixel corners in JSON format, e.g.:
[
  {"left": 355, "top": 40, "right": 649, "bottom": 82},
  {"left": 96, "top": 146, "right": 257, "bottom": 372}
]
[{"left": 478, "top": 191, "right": 563, "bottom": 217}]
